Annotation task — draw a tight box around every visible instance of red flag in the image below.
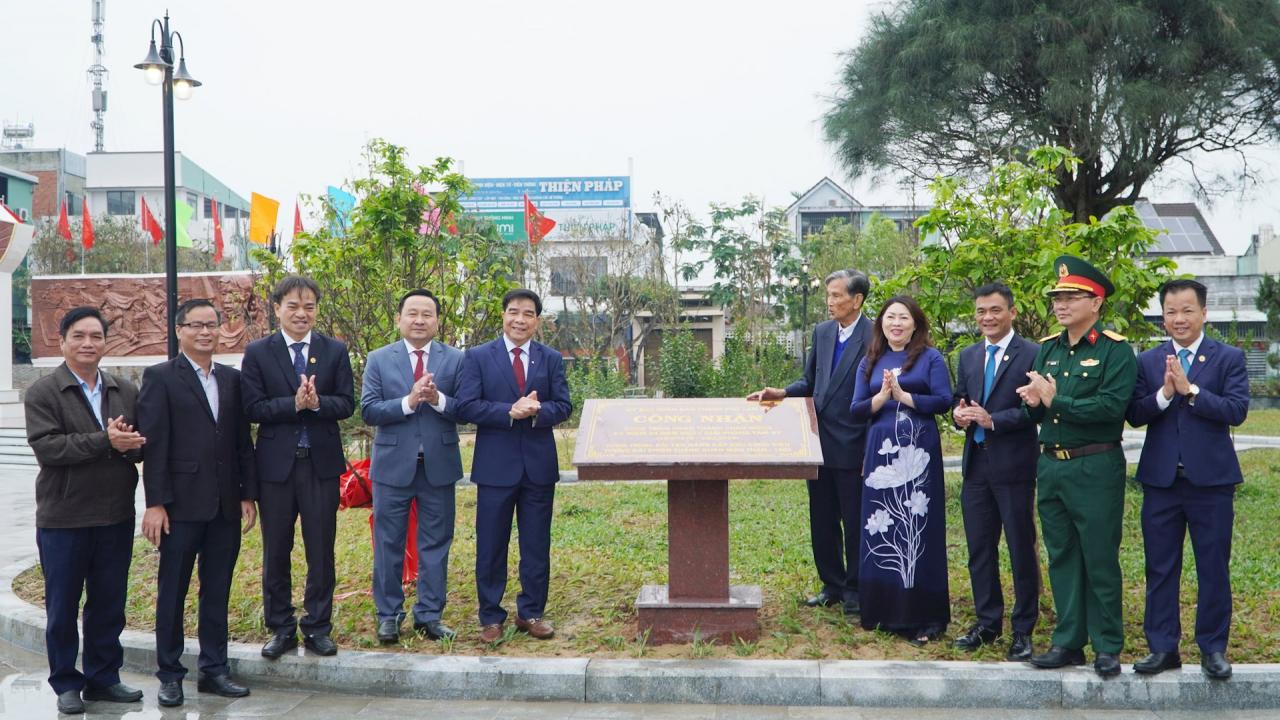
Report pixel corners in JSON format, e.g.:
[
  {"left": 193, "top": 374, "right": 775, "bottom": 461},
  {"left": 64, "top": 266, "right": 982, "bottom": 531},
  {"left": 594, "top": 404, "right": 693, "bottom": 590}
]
[
  {"left": 212, "top": 199, "right": 224, "bottom": 263},
  {"left": 294, "top": 202, "right": 303, "bottom": 236},
  {"left": 140, "top": 197, "right": 164, "bottom": 246},
  {"left": 523, "top": 194, "right": 556, "bottom": 245},
  {"left": 81, "top": 199, "right": 95, "bottom": 250},
  {"left": 57, "top": 200, "right": 72, "bottom": 241}
]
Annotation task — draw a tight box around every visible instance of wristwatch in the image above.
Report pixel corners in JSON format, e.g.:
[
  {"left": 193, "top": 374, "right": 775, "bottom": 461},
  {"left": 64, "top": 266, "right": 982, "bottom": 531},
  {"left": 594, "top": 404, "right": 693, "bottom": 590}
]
[{"left": 1187, "top": 383, "right": 1200, "bottom": 406}]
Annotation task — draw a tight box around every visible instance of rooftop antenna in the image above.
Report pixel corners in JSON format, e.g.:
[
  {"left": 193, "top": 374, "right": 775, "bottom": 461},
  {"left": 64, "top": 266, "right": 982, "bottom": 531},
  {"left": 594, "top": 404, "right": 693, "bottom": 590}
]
[
  {"left": 1, "top": 122, "right": 35, "bottom": 150},
  {"left": 88, "top": 0, "right": 108, "bottom": 152}
]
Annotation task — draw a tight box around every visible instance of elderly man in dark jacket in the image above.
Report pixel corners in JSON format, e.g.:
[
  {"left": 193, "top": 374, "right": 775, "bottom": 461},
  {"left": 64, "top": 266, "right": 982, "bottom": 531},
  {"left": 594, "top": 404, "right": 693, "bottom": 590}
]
[{"left": 25, "top": 306, "right": 147, "bottom": 715}]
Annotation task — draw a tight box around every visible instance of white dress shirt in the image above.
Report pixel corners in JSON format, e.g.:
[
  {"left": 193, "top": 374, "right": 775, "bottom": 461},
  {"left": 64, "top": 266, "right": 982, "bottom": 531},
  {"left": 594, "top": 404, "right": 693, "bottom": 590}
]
[
  {"left": 183, "top": 353, "right": 219, "bottom": 421},
  {"left": 282, "top": 330, "right": 317, "bottom": 413},
  {"left": 837, "top": 314, "right": 862, "bottom": 343}
]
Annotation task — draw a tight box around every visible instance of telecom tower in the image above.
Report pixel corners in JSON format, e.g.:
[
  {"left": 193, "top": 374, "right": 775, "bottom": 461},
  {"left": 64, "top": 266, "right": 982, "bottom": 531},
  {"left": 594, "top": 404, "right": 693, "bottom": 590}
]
[{"left": 88, "top": 0, "right": 108, "bottom": 152}]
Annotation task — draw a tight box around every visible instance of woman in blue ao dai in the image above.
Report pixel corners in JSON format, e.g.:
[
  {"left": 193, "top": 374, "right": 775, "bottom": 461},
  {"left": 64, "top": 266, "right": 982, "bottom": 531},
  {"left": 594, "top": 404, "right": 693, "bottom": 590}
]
[{"left": 850, "top": 295, "right": 953, "bottom": 645}]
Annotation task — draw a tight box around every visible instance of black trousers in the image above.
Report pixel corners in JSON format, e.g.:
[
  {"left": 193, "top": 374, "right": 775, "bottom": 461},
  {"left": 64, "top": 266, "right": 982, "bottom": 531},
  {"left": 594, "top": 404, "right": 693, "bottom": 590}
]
[
  {"left": 960, "top": 446, "right": 1041, "bottom": 634},
  {"left": 155, "top": 515, "right": 241, "bottom": 682},
  {"left": 259, "top": 456, "right": 339, "bottom": 636},
  {"left": 807, "top": 465, "right": 862, "bottom": 601},
  {"left": 36, "top": 520, "right": 133, "bottom": 694}
]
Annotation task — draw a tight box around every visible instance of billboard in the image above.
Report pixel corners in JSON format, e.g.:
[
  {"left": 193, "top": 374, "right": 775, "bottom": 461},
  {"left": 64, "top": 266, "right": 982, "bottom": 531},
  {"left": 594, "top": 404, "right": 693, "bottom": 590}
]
[{"left": 462, "top": 176, "right": 632, "bottom": 242}]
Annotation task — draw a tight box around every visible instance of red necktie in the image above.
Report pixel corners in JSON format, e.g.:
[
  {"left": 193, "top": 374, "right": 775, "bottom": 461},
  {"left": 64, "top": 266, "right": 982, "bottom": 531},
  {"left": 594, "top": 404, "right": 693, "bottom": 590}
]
[
  {"left": 511, "top": 347, "right": 526, "bottom": 394},
  {"left": 413, "top": 349, "right": 425, "bottom": 381}
]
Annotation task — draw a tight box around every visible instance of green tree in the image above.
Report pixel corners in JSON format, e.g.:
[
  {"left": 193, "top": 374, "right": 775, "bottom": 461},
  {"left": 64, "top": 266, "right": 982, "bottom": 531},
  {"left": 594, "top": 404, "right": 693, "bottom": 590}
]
[
  {"left": 707, "top": 333, "right": 800, "bottom": 398},
  {"left": 825, "top": 0, "right": 1280, "bottom": 222},
  {"left": 879, "top": 146, "right": 1177, "bottom": 358},
  {"left": 1256, "top": 275, "right": 1280, "bottom": 336},
  {"left": 252, "top": 139, "right": 520, "bottom": 398},
  {"left": 657, "top": 330, "right": 714, "bottom": 398},
  {"left": 675, "top": 197, "right": 796, "bottom": 337}
]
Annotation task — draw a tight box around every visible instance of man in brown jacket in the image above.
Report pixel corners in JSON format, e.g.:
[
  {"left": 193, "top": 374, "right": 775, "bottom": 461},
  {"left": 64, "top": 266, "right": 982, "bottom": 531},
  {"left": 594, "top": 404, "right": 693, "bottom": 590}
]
[{"left": 25, "top": 306, "right": 147, "bottom": 715}]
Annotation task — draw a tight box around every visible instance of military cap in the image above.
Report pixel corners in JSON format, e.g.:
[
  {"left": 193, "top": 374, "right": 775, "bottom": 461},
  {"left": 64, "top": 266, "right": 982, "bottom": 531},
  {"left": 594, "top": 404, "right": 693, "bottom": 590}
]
[{"left": 1046, "top": 255, "right": 1115, "bottom": 299}]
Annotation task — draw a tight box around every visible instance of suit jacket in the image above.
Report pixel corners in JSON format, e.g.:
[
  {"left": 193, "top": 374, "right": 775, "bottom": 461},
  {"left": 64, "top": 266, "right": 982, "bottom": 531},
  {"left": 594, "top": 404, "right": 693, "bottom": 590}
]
[
  {"left": 455, "top": 336, "right": 573, "bottom": 487},
  {"left": 1126, "top": 336, "right": 1248, "bottom": 487},
  {"left": 137, "top": 356, "right": 257, "bottom": 523},
  {"left": 360, "top": 339, "right": 464, "bottom": 488},
  {"left": 241, "top": 331, "right": 355, "bottom": 481},
  {"left": 25, "top": 364, "right": 141, "bottom": 529},
  {"left": 784, "top": 316, "right": 872, "bottom": 469},
  {"left": 954, "top": 333, "right": 1040, "bottom": 483}
]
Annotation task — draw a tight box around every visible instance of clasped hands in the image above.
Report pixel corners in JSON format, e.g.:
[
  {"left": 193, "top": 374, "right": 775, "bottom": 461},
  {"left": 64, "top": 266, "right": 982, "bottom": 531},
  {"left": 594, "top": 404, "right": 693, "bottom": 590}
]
[
  {"left": 1015, "top": 371, "right": 1056, "bottom": 408},
  {"left": 953, "top": 399, "right": 993, "bottom": 430},
  {"left": 1161, "top": 354, "right": 1192, "bottom": 399},
  {"left": 294, "top": 374, "right": 321, "bottom": 411},
  {"left": 409, "top": 371, "right": 440, "bottom": 407},
  {"left": 106, "top": 415, "right": 145, "bottom": 452},
  {"left": 876, "top": 369, "right": 911, "bottom": 403},
  {"left": 509, "top": 390, "right": 541, "bottom": 420}
]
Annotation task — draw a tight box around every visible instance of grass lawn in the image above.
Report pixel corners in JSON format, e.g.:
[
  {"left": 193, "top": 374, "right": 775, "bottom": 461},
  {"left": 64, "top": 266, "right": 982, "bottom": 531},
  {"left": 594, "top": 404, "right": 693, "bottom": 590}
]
[
  {"left": 1238, "top": 408, "right": 1280, "bottom": 437},
  {"left": 17, "top": 449, "right": 1280, "bottom": 663}
]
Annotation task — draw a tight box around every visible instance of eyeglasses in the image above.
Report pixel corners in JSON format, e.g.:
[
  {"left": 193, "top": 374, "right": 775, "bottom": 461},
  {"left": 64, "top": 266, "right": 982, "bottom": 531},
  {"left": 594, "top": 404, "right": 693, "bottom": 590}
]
[
  {"left": 179, "top": 321, "right": 221, "bottom": 331},
  {"left": 1051, "top": 293, "right": 1094, "bottom": 305}
]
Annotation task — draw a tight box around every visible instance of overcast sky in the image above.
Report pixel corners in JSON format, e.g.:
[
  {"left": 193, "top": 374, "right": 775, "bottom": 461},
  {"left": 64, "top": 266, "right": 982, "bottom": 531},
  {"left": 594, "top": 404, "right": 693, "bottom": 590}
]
[{"left": 4, "top": 0, "right": 1278, "bottom": 255}]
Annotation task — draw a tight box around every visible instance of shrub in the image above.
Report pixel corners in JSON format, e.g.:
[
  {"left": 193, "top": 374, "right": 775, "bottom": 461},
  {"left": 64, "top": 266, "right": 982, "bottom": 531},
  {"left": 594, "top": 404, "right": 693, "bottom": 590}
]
[{"left": 566, "top": 356, "right": 628, "bottom": 427}]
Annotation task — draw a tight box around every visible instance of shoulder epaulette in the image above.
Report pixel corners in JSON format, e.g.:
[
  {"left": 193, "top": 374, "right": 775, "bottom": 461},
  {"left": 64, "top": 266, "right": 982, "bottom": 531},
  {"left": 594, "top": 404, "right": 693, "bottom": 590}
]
[
  {"left": 1101, "top": 330, "right": 1127, "bottom": 342},
  {"left": 1039, "top": 334, "right": 1059, "bottom": 343}
]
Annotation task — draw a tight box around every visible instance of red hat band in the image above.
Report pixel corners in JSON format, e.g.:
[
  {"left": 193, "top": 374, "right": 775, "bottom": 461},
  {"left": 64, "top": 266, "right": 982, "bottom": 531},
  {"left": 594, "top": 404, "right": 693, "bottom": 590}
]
[{"left": 1055, "top": 274, "right": 1106, "bottom": 299}]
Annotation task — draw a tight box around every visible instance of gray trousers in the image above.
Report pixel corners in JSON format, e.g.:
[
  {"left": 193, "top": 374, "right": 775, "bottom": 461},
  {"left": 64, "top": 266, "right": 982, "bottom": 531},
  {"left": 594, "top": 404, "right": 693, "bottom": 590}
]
[{"left": 371, "top": 462, "right": 456, "bottom": 623}]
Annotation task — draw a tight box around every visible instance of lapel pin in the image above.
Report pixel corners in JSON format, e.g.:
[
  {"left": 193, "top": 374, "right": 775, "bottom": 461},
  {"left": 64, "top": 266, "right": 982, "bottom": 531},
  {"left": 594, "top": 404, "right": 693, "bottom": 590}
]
[
  {"left": 310, "top": 357, "right": 317, "bottom": 364},
  {"left": 1199, "top": 355, "right": 1205, "bottom": 362},
  {"left": 1003, "top": 355, "right": 1010, "bottom": 362}
]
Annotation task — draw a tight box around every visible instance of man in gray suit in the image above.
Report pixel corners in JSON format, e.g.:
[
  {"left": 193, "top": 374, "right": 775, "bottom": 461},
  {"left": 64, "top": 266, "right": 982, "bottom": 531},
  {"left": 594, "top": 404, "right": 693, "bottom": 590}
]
[
  {"left": 748, "top": 269, "right": 872, "bottom": 617},
  {"left": 360, "top": 289, "right": 464, "bottom": 644}
]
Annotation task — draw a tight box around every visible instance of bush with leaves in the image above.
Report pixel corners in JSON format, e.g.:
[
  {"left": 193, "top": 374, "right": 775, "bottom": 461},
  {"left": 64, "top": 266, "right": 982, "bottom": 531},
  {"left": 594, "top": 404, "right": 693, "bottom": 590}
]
[
  {"left": 566, "top": 356, "right": 630, "bottom": 427},
  {"left": 657, "top": 330, "right": 714, "bottom": 398},
  {"left": 708, "top": 333, "right": 800, "bottom": 398}
]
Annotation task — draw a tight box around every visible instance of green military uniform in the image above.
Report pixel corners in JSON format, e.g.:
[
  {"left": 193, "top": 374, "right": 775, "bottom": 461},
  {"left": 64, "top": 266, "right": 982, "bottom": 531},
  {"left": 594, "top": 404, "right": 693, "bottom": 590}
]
[{"left": 1026, "top": 257, "right": 1137, "bottom": 654}]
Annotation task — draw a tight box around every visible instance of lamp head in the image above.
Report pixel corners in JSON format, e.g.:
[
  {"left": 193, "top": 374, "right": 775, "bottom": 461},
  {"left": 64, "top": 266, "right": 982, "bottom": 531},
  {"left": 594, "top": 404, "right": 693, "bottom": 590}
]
[
  {"left": 172, "top": 57, "right": 202, "bottom": 100},
  {"left": 134, "top": 39, "right": 169, "bottom": 85}
]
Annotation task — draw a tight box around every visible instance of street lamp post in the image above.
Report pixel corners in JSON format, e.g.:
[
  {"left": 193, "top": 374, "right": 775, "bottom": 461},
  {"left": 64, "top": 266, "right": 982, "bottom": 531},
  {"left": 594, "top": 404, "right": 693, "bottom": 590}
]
[
  {"left": 135, "top": 12, "right": 201, "bottom": 359},
  {"left": 789, "top": 262, "right": 817, "bottom": 356}
]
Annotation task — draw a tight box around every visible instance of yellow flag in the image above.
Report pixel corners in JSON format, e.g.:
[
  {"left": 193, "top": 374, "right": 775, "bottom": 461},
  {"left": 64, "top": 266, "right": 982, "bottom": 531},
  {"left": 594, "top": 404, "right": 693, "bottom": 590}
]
[{"left": 248, "top": 192, "right": 280, "bottom": 245}]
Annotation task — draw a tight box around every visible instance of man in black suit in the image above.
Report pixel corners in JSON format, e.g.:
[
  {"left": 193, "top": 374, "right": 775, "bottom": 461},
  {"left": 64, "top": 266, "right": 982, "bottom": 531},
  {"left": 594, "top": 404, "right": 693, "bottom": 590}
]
[
  {"left": 138, "top": 299, "right": 257, "bottom": 707},
  {"left": 241, "top": 275, "right": 355, "bottom": 659},
  {"left": 952, "top": 282, "right": 1042, "bottom": 660},
  {"left": 748, "top": 269, "right": 872, "bottom": 617}
]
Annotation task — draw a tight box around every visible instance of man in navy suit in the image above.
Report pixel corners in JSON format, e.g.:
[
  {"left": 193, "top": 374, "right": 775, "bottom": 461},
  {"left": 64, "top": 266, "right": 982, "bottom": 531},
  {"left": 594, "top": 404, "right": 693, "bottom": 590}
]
[
  {"left": 951, "top": 282, "right": 1041, "bottom": 661},
  {"left": 241, "top": 275, "right": 355, "bottom": 659},
  {"left": 360, "top": 289, "right": 464, "bottom": 645},
  {"left": 455, "top": 288, "right": 572, "bottom": 643},
  {"left": 748, "top": 269, "right": 872, "bottom": 617},
  {"left": 138, "top": 299, "right": 257, "bottom": 707},
  {"left": 1126, "top": 278, "right": 1247, "bottom": 680}
]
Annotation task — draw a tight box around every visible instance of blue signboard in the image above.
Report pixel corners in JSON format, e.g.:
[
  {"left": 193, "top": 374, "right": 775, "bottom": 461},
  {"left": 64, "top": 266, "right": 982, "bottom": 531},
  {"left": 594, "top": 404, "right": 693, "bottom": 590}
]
[{"left": 461, "top": 176, "right": 630, "bottom": 210}]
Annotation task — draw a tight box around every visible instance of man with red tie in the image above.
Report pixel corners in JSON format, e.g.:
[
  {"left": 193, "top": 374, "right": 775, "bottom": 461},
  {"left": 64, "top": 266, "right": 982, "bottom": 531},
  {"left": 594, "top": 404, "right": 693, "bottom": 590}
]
[{"left": 455, "top": 289, "right": 572, "bottom": 643}]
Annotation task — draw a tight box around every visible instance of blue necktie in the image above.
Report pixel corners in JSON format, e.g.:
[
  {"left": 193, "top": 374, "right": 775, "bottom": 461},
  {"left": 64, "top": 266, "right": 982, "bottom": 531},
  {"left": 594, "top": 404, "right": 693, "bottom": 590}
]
[
  {"left": 1178, "top": 348, "right": 1192, "bottom": 374},
  {"left": 292, "top": 342, "right": 310, "bottom": 448},
  {"left": 974, "top": 344, "right": 1000, "bottom": 443}
]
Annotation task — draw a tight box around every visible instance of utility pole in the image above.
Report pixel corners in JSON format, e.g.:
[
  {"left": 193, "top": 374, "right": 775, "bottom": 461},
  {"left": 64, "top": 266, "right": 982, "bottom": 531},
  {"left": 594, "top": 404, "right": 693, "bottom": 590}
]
[{"left": 88, "top": 0, "right": 108, "bottom": 152}]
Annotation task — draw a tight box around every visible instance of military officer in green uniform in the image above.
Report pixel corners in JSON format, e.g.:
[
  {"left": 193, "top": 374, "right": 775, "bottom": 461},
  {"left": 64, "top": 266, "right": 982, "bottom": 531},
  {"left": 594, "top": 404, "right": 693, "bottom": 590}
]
[{"left": 1016, "top": 255, "right": 1137, "bottom": 678}]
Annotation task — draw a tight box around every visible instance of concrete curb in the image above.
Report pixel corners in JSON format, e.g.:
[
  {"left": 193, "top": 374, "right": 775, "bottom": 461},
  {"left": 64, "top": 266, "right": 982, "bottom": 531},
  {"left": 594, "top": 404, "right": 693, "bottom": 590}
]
[{"left": 4, "top": 558, "right": 1279, "bottom": 709}]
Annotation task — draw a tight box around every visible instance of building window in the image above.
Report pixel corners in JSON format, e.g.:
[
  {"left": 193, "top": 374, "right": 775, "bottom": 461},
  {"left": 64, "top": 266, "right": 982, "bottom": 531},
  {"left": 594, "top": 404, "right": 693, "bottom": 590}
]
[
  {"left": 550, "top": 256, "right": 607, "bottom": 296},
  {"left": 186, "top": 192, "right": 199, "bottom": 215},
  {"left": 204, "top": 198, "right": 215, "bottom": 217},
  {"left": 65, "top": 192, "right": 83, "bottom": 215},
  {"left": 106, "top": 190, "right": 135, "bottom": 215}
]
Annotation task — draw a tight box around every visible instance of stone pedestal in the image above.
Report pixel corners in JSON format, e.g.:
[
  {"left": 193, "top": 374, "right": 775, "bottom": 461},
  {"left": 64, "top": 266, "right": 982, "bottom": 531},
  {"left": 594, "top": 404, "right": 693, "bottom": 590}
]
[{"left": 574, "top": 398, "right": 823, "bottom": 646}]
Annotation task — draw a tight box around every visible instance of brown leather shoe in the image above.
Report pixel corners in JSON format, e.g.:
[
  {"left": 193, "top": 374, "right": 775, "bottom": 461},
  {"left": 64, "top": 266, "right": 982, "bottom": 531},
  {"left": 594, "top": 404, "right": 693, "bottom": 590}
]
[
  {"left": 515, "top": 616, "right": 555, "bottom": 639},
  {"left": 479, "top": 623, "right": 504, "bottom": 643}
]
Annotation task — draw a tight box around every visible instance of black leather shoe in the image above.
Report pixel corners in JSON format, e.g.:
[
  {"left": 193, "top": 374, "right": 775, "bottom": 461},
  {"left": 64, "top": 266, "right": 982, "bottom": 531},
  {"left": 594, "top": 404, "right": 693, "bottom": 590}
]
[
  {"left": 82, "top": 682, "right": 143, "bottom": 703},
  {"left": 842, "top": 597, "right": 861, "bottom": 618},
  {"left": 414, "top": 619, "right": 457, "bottom": 641},
  {"left": 1007, "top": 632, "right": 1033, "bottom": 661},
  {"left": 56, "top": 689, "right": 85, "bottom": 714},
  {"left": 1134, "top": 651, "right": 1182, "bottom": 674},
  {"left": 304, "top": 633, "right": 338, "bottom": 656},
  {"left": 261, "top": 632, "right": 298, "bottom": 659},
  {"left": 377, "top": 618, "right": 400, "bottom": 644},
  {"left": 1094, "top": 652, "right": 1121, "bottom": 677},
  {"left": 1029, "top": 645, "right": 1086, "bottom": 668},
  {"left": 1201, "top": 651, "right": 1232, "bottom": 679},
  {"left": 157, "top": 680, "right": 183, "bottom": 708},
  {"left": 197, "top": 673, "right": 250, "bottom": 698},
  {"left": 953, "top": 625, "right": 1000, "bottom": 651},
  {"left": 804, "top": 590, "right": 840, "bottom": 608}
]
